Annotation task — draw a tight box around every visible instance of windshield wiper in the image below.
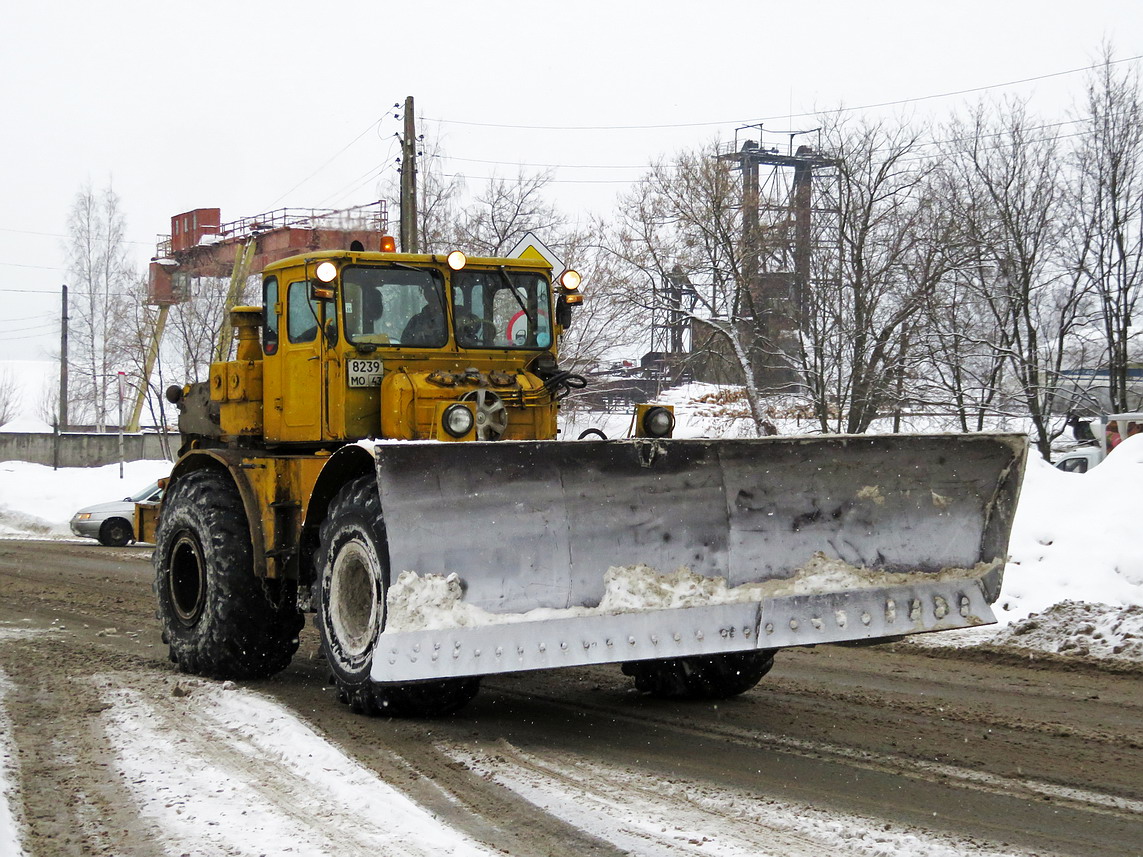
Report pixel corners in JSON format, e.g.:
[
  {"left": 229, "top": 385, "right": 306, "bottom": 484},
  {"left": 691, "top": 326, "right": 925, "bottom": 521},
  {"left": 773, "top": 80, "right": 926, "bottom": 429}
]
[{"left": 498, "top": 266, "right": 532, "bottom": 318}]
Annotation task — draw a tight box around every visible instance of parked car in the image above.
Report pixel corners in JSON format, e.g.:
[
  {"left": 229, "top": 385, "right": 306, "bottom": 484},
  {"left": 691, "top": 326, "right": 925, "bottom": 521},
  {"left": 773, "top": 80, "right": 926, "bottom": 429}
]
[{"left": 70, "top": 481, "right": 163, "bottom": 546}]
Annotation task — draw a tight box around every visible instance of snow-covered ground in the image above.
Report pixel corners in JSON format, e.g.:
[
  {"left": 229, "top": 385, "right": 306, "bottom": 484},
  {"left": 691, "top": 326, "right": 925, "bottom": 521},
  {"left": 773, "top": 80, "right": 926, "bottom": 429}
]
[{"left": 0, "top": 412, "right": 1140, "bottom": 855}]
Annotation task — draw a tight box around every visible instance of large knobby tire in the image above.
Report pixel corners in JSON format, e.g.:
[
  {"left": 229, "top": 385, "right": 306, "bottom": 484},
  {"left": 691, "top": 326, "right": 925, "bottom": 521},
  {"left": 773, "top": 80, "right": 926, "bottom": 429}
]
[
  {"left": 315, "top": 475, "right": 479, "bottom": 718},
  {"left": 98, "top": 517, "right": 133, "bottom": 547},
  {"left": 153, "top": 469, "right": 304, "bottom": 680},
  {"left": 621, "top": 650, "right": 776, "bottom": 700}
]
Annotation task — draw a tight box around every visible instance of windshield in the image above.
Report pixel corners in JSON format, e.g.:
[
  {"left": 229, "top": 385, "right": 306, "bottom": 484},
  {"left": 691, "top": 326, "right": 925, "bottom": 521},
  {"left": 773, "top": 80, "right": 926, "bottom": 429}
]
[
  {"left": 342, "top": 266, "right": 447, "bottom": 347},
  {"left": 127, "top": 482, "right": 161, "bottom": 502},
  {"left": 451, "top": 270, "right": 552, "bottom": 349}
]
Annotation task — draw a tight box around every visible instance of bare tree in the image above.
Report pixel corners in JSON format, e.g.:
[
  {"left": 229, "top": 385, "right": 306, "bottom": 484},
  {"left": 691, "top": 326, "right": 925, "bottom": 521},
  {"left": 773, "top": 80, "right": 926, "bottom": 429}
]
[
  {"left": 66, "top": 182, "right": 133, "bottom": 429},
  {"left": 558, "top": 222, "right": 654, "bottom": 376},
  {"left": 801, "top": 115, "right": 943, "bottom": 433},
  {"left": 945, "top": 100, "right": 1087, "bottom": 458},
  {"left": 107, "top": 275, "right": 174, "bottom": 448},
  {"left": 0, "top": 367, "right": 20, "bottom": 426},
  {"left": 1072, "top": 44, "right": 1143, "bottom": 411},
  {"left": 413, "top": 132, "right": 464, "bottom": 254},
  {"left": 916, "top": 251, "right": 1009, "bottom": 431},
  {"left": 607, "top": 143, "right": 791, "bottom": 435},
  {"left": 36, "top": 382, "right": 59, "bottom": 428},
  {"left": 163, "top": 274, "right": 257, "bottom": 385},
  {"left": 447, "top": 169, "right": 568, "bottom": 257}
]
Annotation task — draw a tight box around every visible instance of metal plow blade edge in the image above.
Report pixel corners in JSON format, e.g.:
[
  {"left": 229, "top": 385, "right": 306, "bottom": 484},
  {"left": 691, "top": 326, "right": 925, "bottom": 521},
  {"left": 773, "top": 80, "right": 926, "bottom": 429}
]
[{"left": 369, "top": 434, "right": 1026, "bottom": 683}]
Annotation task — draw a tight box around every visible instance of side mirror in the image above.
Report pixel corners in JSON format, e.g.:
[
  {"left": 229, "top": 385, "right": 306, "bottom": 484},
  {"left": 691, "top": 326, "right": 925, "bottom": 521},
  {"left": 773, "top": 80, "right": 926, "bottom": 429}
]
[{"left": 556, "top": 296, "right": 574, "bottom": 330}]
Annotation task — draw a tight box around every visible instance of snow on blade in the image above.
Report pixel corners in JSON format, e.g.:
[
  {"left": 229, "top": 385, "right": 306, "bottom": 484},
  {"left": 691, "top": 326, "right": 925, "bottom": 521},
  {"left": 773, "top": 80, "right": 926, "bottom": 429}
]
[
  {"left": 95, "top": 675, "right": 496, "bottom": 857},
  {"left": 384, "top": 556, "right": 996, "bottom": 633}
]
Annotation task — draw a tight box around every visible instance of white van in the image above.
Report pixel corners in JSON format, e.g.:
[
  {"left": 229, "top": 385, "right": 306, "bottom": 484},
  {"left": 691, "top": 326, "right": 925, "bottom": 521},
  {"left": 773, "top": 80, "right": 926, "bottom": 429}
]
[{"left": 1054, "top": 411, "right": 1143, "bottom": 473}]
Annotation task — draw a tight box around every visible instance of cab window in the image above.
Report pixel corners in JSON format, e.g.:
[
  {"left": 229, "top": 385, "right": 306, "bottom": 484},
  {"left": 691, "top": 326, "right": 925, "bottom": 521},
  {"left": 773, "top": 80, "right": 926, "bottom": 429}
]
[
  {"left": 342, "top": 265, "right": 446, "bottom": 347},
  {"left": 287, "top": 281, "right": 320, "bottom": 343},
  {"left": 263, "top": 276, "right": 279, "bottom": 354},
  {"left": 452, "top": 270, "right": 552, "bottom": 349}
]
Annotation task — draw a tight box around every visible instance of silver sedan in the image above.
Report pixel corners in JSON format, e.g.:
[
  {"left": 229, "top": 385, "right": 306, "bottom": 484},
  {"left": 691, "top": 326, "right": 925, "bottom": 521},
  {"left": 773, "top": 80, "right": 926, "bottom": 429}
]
[{"left": 70, "top": 481, "right": 163, "bottom": 546}]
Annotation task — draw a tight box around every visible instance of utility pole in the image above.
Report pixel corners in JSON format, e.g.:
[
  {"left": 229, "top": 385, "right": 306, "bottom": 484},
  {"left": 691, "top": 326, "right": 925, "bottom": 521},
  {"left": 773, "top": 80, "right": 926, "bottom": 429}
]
[
  {"left": 399, "top": 95, "right": 419, "bottom": 253},
  {"left": 117, "top": 370, "right": 125, "bottom": 479},
  {"left": 58, "top": 284, "right": 68, "bottom": 432}
]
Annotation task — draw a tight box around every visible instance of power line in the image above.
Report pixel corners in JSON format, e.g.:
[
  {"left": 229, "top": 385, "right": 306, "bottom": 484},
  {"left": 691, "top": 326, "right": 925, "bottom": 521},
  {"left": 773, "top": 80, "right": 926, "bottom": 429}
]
[
  {"left": 441, "top": 172, "right": 647, "bottom": 186},
  {"left": 0, "top": 226, "right": 151, "bottom": 246},
  {"left": 0, "top": 262, "right": 63, "bottom": 271},
  {"left": 266, "top": 112, "right": 395, "bottom": 208},
  {"left": 424, "top": 55, "right": 1143, "bottom": 132},
  {"left": 0, "top": 319, "right": 59, "bottom": 334},
  {"left": 444, "top": 155, "right": 648, "bottom": 171}
]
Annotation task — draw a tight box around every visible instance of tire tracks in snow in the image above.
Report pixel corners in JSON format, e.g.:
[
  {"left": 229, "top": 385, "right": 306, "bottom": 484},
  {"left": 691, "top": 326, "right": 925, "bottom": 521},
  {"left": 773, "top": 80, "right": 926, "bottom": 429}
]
[
  {"left": 489, "top": 682, "right": 1143, "bottom": 824},
  {"left": 442, "top": 738, "right": 1043, "bottom": 857},
  {"left": 91, "top": 672, "right": 498, "bottom": 857}
]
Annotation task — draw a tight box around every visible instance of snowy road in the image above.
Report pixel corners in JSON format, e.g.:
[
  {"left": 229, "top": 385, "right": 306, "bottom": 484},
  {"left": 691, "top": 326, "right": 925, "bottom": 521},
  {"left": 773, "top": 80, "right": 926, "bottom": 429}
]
[{"left": 0, "top": 539, "right": 1140, "bottom": 857}]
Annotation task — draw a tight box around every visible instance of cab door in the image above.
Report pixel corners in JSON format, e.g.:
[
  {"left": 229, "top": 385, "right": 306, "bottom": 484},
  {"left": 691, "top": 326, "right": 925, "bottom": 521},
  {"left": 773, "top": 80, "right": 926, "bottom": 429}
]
[{"left": 280, "top": 278, "right": 324, "bottom": 440}]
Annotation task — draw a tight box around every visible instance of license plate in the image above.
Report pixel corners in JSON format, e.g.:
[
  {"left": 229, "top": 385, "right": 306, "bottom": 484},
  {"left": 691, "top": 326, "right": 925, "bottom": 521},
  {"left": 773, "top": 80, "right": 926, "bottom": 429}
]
[{"left": 347, "top": 359, "right": 383, "bottom": 388}]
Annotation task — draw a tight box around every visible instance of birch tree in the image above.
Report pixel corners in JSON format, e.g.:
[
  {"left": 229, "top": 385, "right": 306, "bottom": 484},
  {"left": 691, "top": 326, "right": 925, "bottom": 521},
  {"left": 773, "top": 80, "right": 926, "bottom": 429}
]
[{"left": 66, "top": 182, "right": 133, "bottom": 429}]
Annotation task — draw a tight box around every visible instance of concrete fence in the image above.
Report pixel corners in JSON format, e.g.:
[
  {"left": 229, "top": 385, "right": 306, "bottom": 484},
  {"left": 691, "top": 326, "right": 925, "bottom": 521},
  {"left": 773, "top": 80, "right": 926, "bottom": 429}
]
[{"left": 0, "top": 432, "right": 172, "bottom": 468}]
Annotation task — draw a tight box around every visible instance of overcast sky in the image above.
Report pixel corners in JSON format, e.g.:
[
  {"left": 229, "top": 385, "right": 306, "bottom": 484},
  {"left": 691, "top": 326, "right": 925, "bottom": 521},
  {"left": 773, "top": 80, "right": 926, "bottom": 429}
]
[{"left": 2, "top": 0, "right": 1141, "bottom": 362}]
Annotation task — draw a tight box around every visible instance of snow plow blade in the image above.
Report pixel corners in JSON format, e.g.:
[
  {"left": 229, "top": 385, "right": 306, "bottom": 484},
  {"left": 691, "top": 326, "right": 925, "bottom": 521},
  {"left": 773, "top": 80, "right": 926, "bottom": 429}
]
[{"left": 369, "top": 434, "right": 1026, "bottom": 683}]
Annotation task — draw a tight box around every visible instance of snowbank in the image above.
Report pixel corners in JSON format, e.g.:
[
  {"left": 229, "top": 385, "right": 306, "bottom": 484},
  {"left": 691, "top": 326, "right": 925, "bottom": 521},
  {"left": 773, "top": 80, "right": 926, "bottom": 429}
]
[
  {"left": 0, "top": 459, "right": 173, "bottom": 538},
  {"left": 999, "top": 434, "right": 1143, "bottom": 622}
]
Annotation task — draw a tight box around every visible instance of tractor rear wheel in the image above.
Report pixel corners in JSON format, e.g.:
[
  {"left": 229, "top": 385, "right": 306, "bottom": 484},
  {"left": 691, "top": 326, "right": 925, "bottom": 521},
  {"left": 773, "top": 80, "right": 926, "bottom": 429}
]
[
  {"left": 622, "top": 650, "right": 775, "bottom": 700},
  {"left": 315, "top": 475, "right": 479, "bottom": 717},
  {"left": 154, "top": 469, "right": 303, "bottom": 679}
]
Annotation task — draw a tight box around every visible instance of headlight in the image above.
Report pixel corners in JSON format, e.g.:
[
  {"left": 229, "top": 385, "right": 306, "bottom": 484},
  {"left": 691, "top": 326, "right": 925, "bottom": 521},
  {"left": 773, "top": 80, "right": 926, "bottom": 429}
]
[
  {"left": 76, "top": 513, "right": 91, "bottom": 521},
  {"left": 559, "top": 269, "right": 582, "bottom": 291},
  {"left": 442, "top": 403, "right": 475, "bottom": 438},
  {"left": 447, "top": 250, "right": 467, "bottom": 271},
  {"left": 315, "top": 261, "right": 338, "bottom": 283},
  {"left": 641, "top": 406, "right": 675, "bottom": 438}
]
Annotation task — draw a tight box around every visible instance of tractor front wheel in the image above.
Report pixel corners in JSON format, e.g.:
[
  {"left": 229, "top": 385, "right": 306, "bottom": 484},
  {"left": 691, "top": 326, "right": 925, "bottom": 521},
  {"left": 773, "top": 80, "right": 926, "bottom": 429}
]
[{"left": 315, "top": 475, "right": 479, "bottom": 718}]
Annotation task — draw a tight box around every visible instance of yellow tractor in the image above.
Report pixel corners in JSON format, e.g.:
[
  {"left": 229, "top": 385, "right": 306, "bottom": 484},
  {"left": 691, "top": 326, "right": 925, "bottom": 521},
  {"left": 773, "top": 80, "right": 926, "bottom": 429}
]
[{"left": 151, "top": 243, "right": 1027, "bottom": 716}]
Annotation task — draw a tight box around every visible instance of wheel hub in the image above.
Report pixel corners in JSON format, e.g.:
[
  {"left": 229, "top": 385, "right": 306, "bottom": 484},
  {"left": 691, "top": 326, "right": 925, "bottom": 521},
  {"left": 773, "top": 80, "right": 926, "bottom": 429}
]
[
  {"left": 168, "top": 532, "right": 206, "bottom": 626},
  {"left": 328, "top": 538, "right": 381, "bottom": 659},
  {"left": 461, "top": 388, "right": 508, "bottom": 440}
]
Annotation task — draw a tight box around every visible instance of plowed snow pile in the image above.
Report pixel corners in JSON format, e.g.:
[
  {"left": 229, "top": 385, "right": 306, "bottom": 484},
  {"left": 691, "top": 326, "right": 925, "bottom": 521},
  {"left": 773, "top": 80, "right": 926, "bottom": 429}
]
[{"left": 993, "top": 601, "right": 1143, "bottom": 660}]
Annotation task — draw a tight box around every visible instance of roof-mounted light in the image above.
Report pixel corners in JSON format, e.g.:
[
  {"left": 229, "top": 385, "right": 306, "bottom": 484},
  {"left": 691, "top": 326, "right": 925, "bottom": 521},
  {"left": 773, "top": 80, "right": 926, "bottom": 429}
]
[
  {"left": 447, "top": 250, "right": 467, "bottom": 271},
  {"left": 315, "top": 261, "right": 338, "bottom": 283},
  {"left": 380, "top": 235, "right": 397, "bottom": 253},
  {"left": 559, "top": 269, "right": 582, "bottom": 291}
]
